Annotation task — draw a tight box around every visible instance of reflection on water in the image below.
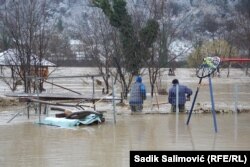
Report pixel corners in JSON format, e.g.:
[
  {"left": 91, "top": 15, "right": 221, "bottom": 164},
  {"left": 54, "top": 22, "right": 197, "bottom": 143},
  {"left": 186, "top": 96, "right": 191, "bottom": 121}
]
[
  {"left": 0, "top": 113, "right": 250, "bottom": 167},
  {"left": 1, "top": 68, "right": 250, "bottom": 166}
]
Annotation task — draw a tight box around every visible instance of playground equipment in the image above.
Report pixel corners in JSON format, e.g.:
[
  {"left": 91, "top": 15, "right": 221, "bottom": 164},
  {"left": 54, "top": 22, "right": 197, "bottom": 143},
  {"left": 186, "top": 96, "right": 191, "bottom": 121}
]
[
  {"left": 186, "top": 56, "right": 221, "bottom": 132},
  {"left": 220, "top": 58, "right": 250, "bottom": 62},
  {"left": 219, "top": 57, "right": 250, "bottom": 76}
]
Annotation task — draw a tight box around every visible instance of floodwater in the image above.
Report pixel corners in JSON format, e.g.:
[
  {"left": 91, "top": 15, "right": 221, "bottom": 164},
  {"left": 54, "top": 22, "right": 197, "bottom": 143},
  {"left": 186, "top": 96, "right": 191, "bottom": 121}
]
[
  {"left": 0, "top": 68, "right": 250, "bottom": 167},
  {"left": 0, "top": 112, "right": 250, "bottom": 167}
]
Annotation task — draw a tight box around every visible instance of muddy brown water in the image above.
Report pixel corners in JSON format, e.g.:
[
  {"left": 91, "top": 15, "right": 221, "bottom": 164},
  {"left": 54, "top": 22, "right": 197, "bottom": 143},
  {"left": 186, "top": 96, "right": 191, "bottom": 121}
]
[
  {"left": 0, "top": 68, "right": 250, "bottom": 167},
  {"left": 0, "top": 113, "right": 250, "bottom": 167}
]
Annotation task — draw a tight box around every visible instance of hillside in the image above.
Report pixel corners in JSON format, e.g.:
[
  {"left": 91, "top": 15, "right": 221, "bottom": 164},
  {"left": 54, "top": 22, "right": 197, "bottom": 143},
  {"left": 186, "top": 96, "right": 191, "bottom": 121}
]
[
  {"left": 0, "top": 0, "right": 243, "bottom": 61},
  {"left": 48, "top": 0, "right": 240, "bottom": 59}
]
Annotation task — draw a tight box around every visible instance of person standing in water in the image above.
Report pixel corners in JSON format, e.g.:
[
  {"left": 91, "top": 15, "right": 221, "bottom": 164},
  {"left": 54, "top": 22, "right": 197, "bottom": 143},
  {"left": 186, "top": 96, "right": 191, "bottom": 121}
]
[
  {"left": 168, "top": 79, "right": 192, "bottom": 112},
  {"left": 129, "top": 76, "right": 146, "bottom": 112}
]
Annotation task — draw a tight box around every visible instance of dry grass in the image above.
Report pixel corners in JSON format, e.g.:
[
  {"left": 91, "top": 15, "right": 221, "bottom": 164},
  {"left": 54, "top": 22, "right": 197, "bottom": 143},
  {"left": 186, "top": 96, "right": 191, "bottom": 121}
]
[{"left": 0, "top": 97, "right": 20, "bottom": 107}]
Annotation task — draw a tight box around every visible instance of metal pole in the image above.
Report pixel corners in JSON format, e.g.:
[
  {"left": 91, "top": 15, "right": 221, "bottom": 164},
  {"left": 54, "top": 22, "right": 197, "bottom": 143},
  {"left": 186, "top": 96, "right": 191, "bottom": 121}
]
[
  {"left": 7, "top": 111, "right": 23, "bottom": 123},
  {"left": 186, "top": 77, "right": 202, "bottom": 125},
  {"left": 175, "top": 84, "right": 179, "bottom": 141},
  {"left": 234, "top": 84, "right": 238, "bottom": 113},
  {"left": 36, "top": 77, "right": 41, "bottom": 124},
  {"left": 233, "top": 84, "right": 238, "bottom": 141},
  {"left": 208, "top": 75, "right": 217, "bottom": 133},
  {"left": 26, "top": 76, "right": 30, "bottom": 119},
  {"left": 111, "top": 75, "right": 116, "bottom": 124},
  {"left": 44, "top": 80, "right": 82, "bottom": 95},
  {"left": 176, "top": 84, "right": 179, "bottom": 113},
  {"left": 92, "top": 76, "right": 96, "bottom": 110},
  {"left": 175, "top": 111, "right": 179, "bottom": 141},
  {"left": 27, "top": 102, "right": 30, "bottom": 119},
  {"left": 52, "top": 79, "right": 54, "bottom": 93},
  {"left": 92, "top": 76, "right": 95, "bottom": 96}
]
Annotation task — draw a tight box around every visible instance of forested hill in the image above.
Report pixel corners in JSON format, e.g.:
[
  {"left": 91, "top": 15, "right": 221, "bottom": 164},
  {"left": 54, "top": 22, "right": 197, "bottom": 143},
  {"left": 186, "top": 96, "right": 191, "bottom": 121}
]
[
  {"left": 40, "top": 0, "right": 240, "bottom": 38},
  {"left": 41, "top": 0, "right": 242, "bottom": 58},
  {"left": 0, "top": 0, "right": 249, "bottom": 65},
  {"left": 1, "top": 0, "right": 240, "bottom": 39}
]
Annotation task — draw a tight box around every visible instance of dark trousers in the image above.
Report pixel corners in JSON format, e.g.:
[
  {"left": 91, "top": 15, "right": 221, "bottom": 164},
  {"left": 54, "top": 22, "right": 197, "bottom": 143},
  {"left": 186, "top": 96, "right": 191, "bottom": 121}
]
[
  {"left": 130, "top": 105, "right": 143, "bottom": 112},
  {"left": 171, "top": 104, "right": 185, "bottom": 112}
]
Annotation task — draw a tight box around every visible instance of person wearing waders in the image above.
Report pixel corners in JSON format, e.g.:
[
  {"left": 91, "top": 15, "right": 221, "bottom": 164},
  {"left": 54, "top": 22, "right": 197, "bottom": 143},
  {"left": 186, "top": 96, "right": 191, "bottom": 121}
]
[
  {"left": 168, "top": 79, "right": 192, "bottom": 112},
  {"left": 129, "top": 76, "right": 146, "bottom": 112}
]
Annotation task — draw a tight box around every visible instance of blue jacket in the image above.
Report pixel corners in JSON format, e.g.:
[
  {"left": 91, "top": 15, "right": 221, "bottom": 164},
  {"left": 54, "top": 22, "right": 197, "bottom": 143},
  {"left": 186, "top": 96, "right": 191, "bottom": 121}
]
[
  {"left": 168, "top": 84, "right": 192, "bottom": 105},
  {"left": 129, "top": 77, "right": 146, "bottom": 105}
]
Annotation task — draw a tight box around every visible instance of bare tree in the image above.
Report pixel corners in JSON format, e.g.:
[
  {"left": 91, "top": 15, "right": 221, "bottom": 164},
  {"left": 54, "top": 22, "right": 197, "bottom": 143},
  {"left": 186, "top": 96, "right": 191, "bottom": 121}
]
[
  {"left": 131, "top": 0, "right": 191, "bottom": 97},
  {"left": 47, "top": 34, "right": 74, "bottom": 66},
  {"left": 83, "top": 0, "right": 192, "bottom": 99},
  {"left": 74, "top": 10, "right": 115, "bottom": 94},
  {"left": 187, "top": 1, "right": 246, "bottom": 78},
  {"left": 234, "top": 0, "right": 250, "bottom": 75},
  {"left": 0, "top": 65, "right": 20, "bottom": 92},
  {"left": 1, "top": 0, "right": 54, "bottom": 93}
]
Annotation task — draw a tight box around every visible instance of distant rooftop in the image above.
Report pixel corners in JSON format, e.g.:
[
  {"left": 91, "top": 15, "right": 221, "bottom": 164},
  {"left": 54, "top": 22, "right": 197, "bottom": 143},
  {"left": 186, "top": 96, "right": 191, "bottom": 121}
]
[{"left": 0, "top": 49, "right": 56, "bottom": 67}]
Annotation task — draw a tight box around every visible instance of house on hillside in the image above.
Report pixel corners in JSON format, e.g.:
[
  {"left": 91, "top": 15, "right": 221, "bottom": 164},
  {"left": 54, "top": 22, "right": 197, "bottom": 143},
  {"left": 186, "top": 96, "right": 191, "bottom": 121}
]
[{"left": 70, "top": 39, "right": 92, "bottom": 61}]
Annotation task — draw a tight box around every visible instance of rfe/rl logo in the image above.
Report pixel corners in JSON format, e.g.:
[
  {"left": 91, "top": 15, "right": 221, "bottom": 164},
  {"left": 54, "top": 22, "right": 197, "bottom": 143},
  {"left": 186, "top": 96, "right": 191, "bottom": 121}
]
[{"left": 210, "top": 155, "right": 244, "bottom": 163}]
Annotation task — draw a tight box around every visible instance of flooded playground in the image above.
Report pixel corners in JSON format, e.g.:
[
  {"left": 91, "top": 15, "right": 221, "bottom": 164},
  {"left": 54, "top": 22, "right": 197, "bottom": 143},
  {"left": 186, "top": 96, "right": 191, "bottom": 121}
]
[{"left": 0, "top": 68, "right": 250, "bottom": 167}]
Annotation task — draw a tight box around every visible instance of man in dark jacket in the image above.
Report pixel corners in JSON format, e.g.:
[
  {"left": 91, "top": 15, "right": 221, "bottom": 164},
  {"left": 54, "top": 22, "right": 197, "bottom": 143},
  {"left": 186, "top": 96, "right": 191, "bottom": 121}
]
[
  {"left": 168, "top": 79, "right": 192, "bottom": 112},
  {"left": 129, "top": 76, "right": 146, "bottom": 112}
]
